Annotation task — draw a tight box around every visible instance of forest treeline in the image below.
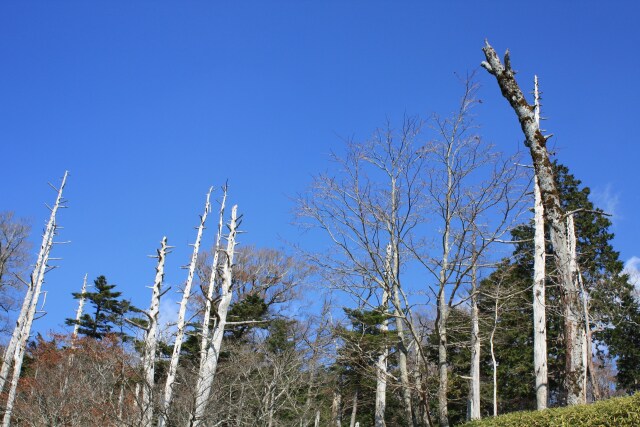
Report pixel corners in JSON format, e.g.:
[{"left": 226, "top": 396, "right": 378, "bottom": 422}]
[{"left": 0, "top": 42, "right": 639, "bottom": 427}]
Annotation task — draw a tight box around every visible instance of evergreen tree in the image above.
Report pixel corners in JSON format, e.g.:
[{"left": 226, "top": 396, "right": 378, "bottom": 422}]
[
  {"left": 479, "top": 162, "right": 640, "bottom": 410},
  {"left": 66, "top": 275, "right": 134, "bottom": 340}
]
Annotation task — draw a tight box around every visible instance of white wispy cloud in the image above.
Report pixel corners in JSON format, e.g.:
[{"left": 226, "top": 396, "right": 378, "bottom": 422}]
[
  {"left": 159, "top": 293, "right": 181, "bottom": 338},
  {"left": 591, "top": 184, "right": 620, "bottom": 221}
]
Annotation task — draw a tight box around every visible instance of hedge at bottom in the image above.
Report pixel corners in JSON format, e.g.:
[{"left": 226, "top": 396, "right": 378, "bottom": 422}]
[{"left": 462, "top": 393, "right": 640, "bottom": 427}]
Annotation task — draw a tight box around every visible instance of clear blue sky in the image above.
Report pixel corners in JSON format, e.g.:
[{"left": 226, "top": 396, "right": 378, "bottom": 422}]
[{"left": 1, "top": 2, "right": 638, "bottom": 334}]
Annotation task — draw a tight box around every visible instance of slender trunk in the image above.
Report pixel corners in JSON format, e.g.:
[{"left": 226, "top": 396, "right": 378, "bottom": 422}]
[
  {"left": 331, "top": 389, "right": 342, "bottom": 427},
  {"left": 198, "top": 188, "right": 227, "bottom": 371},
  {"left": 490, "top": 290, "right": 499, "bottom": 417},
  {"left": 467, "top": 255, "right": 480, "bottom": 421},
  {"left": 532, "top": 77, "right": 549, "bottom": 410},
  {"left": 375, "top": 290, "right": 388, "bottom": 427},
  {"left": 349, "top": 389, "right": 358, "bottom": 427},
  {"left": 191, "top": 205, "right": 239, "bottom": 426},
  {"left": 482, "top": 43, "right": 586, "bottom": 405},
  {"left": 141, "top": 237, "right": 168, "bottom": 427},
  {"left": 2, "top": 172, "right": 67, "bottom": 427},
  {"left": 158, "top": 189, "right": 211, "bottom": 427},
  {"left": 314, "top": 410, "right": 321, "bottom": 427},
  {"left": 566, "top": 215, "right": 588, "bottom": 402}
]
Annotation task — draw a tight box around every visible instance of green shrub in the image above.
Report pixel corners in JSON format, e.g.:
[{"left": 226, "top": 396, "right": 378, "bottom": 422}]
[{"left": 462, "top": 393, "right": 640, "bottom": 427}]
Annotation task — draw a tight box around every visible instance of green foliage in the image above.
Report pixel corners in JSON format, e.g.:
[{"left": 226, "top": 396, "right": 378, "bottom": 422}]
[
  {"left": 477, "top": 161, "right": 640, "bottom": 410},
  {"left": 462, "top": 393, "right": 640, "bottom": 427},
  {"left": 65, "top": 275, "right": 136, "bottom": 340}
]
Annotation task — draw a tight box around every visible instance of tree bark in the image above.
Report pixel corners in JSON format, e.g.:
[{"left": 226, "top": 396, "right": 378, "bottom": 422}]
[
  {"left": 191, "top": 205, "right": 239, "bottom": 426},
  {"left": 482, "top": 42, "right": 586, "bottom": 405},
  {"left": 158, "top": 189, "right": 211, "bottom": 427}
]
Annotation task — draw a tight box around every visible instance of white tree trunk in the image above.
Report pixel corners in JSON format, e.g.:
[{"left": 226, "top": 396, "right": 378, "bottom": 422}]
[
  {"left": 349, "top": 389, "right": 358, "bottom": 427},
  {"left": 141, "top": 237, "right": 168, "bottom": 427},
  {"left": 158, "top": 188, "right": 211, "bottom": 427},
  {"left": 566, "top": 215, "right": 588, "bottom": 403},
  {"left": 374, "top": 300, "right": 388, "bottom": 427},
  {"left": 532, "top": 76, "right": 549, "bottom": 410},
  {"left": 490, "top": 297, "right": 499, "bottom": 417},
  {"left": 2, "top": 171, "right": 68, "bottom": 427},
  {"left": 72, "top": 273, "right": 88, "bottom": 342},
  {"left": 482, "top": 43, "right": 586, "bottom": 405},
  {"left": 468, "top": 256, "right": 481, "bottom": 421},
  {"left": 374, "top": 244, "right": 392, "bottom": 427},
  {"left": 331, "top": 389, "right": 342, "bottom": 427},
  {"left": 191, "top": 205, "right": 239, "bottom": 426},
  {"left": 198, "top": 188, "right": 227, "bottom": 373}
]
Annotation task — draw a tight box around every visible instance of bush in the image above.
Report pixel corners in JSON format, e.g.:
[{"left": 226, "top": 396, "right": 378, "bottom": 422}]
[{"left": 462, "top": 393, "right": 640, "bottom": 427}]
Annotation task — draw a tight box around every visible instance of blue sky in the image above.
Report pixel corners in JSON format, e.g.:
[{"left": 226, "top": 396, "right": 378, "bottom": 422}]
[{"left": 1, "top": 2, "right": 639, "bottom": 334}]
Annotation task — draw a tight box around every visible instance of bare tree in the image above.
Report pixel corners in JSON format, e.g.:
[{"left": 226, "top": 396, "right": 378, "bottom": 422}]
[
  {"left": 482, "top": 41, "right": 587, "bottom": 405},
  {"left": 2, "top": 171, "right": 68, "bottom": 427},
  {"left": 140, "top": 237, "right": 169, "bottom": 427},
  {"left": 0, "top": 212, "right": 31, "bottom": 331},
  {"left": 408, "top": 78, "right": 525, "bottom": 427},
  {"left": 191, "top": 204, "right": 240, "bottom": 426},
  {"left": 532, "top": 75, "right": 549, "bottom": 410},
  {"left": 298, "top": 116, "right": 426, "bottom": 427},
  {"left": 158, "top": 188, "right": 211, "bottom": 427},
  {"left": 71, "top": 274, "right": 89, "bottom": 343}
]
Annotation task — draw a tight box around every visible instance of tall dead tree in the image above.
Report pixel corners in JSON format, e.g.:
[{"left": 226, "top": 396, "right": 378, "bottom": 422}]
[
  {"left": 198, "top": 186, "right": 227, "bottom": 375},
  {"left": 532, "top": 75, "right": 549, "bottom": 410},
  {"left": 141, "top": 237, "right": 169, "bottom": 427},
  {"left": 2, "top": 171, "right": 68, "bottom": 427},
  {"left": 482, "top": 41, "right": 587, "bottom": 405},
  {"left": 158, "top": 188, "right": 211, "bottom": 427},
  {"left": 191, "top": 204, "right": 240, "bottom": 426}
]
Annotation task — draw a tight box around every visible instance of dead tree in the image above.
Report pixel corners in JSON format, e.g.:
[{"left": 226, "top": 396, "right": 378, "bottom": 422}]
[
  {"left": 141, "top": 237, "right": 169, "bottom": 427},
  {"left": 71, "top": 274, "right": 88, "bottom": 343},
  {"left": 191, "top": 204, "right": 240, "bottom": 426},
  {"left": 532, "top": 75, "right": 549, "bottom": 410},
  {"left": 198, "top": 186, "right": 227, "bottom": 375},
  {"left": 2, "top": 171, "right": 68, "bottom": 427},
  {"left": 158, "top": 188, "right": 211, "bottom": 427},
  {"left": 482, "top": 41, "right": 587, "bottom": 405}
]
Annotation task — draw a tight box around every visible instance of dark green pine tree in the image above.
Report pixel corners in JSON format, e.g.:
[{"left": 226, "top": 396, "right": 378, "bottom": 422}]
[
  {"left": 478, "top": 161, "right": 640, "bottom": 411},
  {"left": 66, "top": 275, "right": 134, "bottom": 340}
]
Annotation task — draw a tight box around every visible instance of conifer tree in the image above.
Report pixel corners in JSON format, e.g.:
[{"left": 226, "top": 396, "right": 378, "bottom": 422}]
[{"left": 66, "top": 275, "right": 133, "bottom": 340}]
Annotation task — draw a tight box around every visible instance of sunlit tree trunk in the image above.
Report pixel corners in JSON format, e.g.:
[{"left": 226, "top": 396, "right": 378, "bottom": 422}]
[
  {"left": 2, "top": 171, "right": 68, "bottom": 427},
  {"left": 141, "top": 237, "right": 168, "bottom": 427},
  {"left": 331, "top": 389, "right": 342, "bottom": 427},
  {"left": 72, "top": 273, "right": 88, "bottom": 343},
  {"left": 532, "top": 75, "right": 549, "bottom": 410},
  {"left": 158, "top": 188, "right": 211, "bottom": 427},
  {"left": 191, "top": 205, "right": 239, "bottom": 426},
  {"left": 198, "top": 187, "right": 227, "bottom": 373},
  {"left": 349, "top": 389, "right": 358, "bottom": 427},
  {"left": 482, "top": 42, "right": 586, "bottom": 405},
  {"left": 467, "top": 251, "right": 480, "bottom": 421}
]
